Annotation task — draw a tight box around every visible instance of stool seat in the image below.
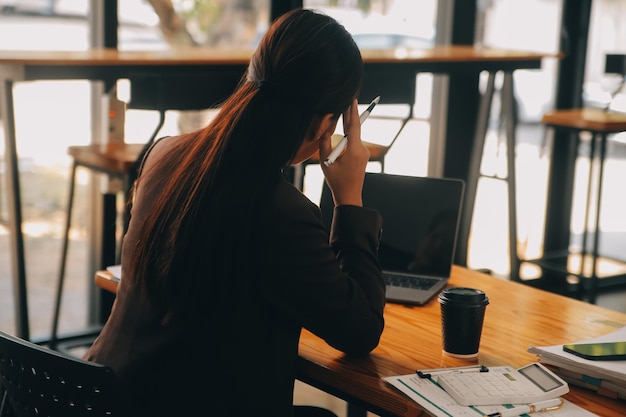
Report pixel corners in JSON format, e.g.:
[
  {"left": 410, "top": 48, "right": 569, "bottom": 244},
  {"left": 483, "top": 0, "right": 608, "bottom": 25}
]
[
  {"left": 542, "top": 108, "right": 626, "bottom": 132},
  {"left": 68, "top": 143, "right": 147, "bottom": 174}
]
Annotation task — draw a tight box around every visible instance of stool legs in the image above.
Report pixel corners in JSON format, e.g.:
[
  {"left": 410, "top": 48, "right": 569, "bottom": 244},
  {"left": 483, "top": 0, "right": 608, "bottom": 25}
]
[
  {"left": 570, "top": 131, "right": 608, "bottom": 303},
  {"left": 457, "top": 72, "right": 496, "bottom": 268},
  {"left": 578, "top": 132, "right": 596, "bottom": 281},
  {"left": 457, "top": 71, "right": 520, "bottom": 281},
  {"left": 501, "top": 73, "right": 520, "bottom": 282},
  {"left": 50, "top": 161, "right": 78, "bottom": 349},
  {"left": 50, "top": 163, "right": 127, "bottom": 349},
  {"left": 1, "top": 78, "right": 29, "bottom": 340},
  {"left": 585, "top": 132, "right": 608, "bottom": 303}
]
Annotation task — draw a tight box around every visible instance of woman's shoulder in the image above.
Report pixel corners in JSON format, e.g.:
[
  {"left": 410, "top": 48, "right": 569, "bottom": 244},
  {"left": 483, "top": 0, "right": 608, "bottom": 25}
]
[
  {"left": 271, "top": 180, "right": 321, "bottom": 218},
  {"left": 137, "top": 135, "right": 184, "bottom": 175},
  {"left": 146, "top": 135, "right": 177, "bottom": 159}
]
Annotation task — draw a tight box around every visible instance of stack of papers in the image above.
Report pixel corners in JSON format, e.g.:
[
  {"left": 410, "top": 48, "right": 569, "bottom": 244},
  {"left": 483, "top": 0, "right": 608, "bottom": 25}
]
[
  {"left": 528, "top": 326, "right": 626, "bottom": 400},
  {"left": 106, "top": 264, "right": 122, "bottom": 281}
]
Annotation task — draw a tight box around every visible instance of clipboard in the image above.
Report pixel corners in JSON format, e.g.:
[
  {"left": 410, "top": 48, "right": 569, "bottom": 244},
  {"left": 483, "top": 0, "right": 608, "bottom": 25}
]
[{"left": 383, "top": 367, "right": 598, "bottom": 417}]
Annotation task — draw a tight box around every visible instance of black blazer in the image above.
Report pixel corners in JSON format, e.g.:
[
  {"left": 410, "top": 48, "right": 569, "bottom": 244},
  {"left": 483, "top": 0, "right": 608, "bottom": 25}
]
[{"left": 84, "top": 135, "right": 385, "bottom": 417}]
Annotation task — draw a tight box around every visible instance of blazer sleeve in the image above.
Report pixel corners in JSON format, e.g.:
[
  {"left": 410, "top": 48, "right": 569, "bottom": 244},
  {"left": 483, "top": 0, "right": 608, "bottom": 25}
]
[{"left": 257, "top": 181, "right": 385, "bottom": 356}]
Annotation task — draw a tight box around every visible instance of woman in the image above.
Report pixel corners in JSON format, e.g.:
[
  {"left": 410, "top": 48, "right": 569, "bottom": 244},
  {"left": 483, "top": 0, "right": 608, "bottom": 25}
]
[{"left": 84, "top": 8, "right": 385, "bottom": 417}]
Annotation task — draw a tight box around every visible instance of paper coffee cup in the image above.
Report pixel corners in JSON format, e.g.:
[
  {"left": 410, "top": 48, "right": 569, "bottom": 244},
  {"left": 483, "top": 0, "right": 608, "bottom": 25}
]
[{"left": 438, "top": 287, "right": 489, "bottom": 359}]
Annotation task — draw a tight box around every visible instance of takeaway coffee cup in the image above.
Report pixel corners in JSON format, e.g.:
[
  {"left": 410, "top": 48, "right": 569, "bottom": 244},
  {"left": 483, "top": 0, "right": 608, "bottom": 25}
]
[{"left": 438, "top": 287, "right": 489, "bottom": 359}]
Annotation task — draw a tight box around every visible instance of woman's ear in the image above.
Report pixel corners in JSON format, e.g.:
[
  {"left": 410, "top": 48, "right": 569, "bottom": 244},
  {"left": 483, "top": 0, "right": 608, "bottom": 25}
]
[{"left": 311, "top": 113, "right": 338, "bottom": 141}]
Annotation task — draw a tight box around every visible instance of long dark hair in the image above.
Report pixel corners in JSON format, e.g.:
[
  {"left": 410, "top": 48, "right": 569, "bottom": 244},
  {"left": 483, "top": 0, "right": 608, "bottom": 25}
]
[{"left": 127, "top": 8, "right": 363, "bottom": 322}]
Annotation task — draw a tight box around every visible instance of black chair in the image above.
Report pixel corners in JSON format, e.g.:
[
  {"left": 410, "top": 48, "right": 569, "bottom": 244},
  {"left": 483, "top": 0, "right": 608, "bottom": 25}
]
[{"left": 0, "top": 330, "right": 128, "bottom": 417}]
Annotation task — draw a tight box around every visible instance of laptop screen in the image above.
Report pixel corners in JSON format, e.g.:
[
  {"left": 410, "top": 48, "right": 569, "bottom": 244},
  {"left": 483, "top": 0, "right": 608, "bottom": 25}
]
[{"left": 319, "top": 172, "right": 464, "bottom": 278}]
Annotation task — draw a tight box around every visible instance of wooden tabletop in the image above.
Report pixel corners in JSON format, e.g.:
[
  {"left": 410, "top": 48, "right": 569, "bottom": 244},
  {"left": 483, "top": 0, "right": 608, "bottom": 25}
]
[
  {"left": 0, "top": 45, "right": 552, "bottom": 66},
  {"left": 542, "top": 108, "right": 626, "bottom": 133},
  {"left": 95, "top": 266, "right": 626, "bottom": 416},
  {"left": 0, "top": 45, "right": 553, "bottom": 83},
  {"left": 0, "top": 48, "right": 254, "bottom": 66}
]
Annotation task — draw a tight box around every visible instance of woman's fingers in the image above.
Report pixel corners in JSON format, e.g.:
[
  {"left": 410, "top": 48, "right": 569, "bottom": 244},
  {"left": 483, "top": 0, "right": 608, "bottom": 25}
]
[{"left": 344, "top": 99, "right": 361, "bottom": 147}]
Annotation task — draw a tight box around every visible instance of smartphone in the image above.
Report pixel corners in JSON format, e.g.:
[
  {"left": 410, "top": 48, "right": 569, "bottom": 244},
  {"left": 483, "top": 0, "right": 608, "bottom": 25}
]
[{"left": 563, "top": 341, "right": 626, "bottom": 361}]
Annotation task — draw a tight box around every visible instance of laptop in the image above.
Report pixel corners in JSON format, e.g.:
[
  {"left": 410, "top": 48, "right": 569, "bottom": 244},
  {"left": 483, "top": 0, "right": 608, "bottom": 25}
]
[{"left": 319, "top": 172, "right": 465, "bottom": 305}]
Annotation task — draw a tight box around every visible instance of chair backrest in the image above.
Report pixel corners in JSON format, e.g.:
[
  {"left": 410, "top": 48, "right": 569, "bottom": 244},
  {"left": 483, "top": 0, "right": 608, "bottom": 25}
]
[
  {"left": 124, "top": 73, "right": 237, "bottom": 181},
  {"left": 603, "top": 54, "right": 626, "bottom": 112},
  {"left": 0, "top": 331, "right": 127, "bottom": 417},
  {"left": 605, "top": 54, "right": 626, "bottom": 76},
  {"left": 127, "top": 73, "right": 236, "bottom": 112}
]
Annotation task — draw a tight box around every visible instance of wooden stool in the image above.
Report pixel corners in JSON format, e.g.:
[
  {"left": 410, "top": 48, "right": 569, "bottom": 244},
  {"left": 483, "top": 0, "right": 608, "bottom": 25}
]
[
  {"left": 50, "top": 142, "right": 147, "bottom": 351},
  {"left": 65, "top": 142, "right": 148, "bottom": 230},
  {"left": 523, "top": 108, "right": 626, "bottom": 301}
]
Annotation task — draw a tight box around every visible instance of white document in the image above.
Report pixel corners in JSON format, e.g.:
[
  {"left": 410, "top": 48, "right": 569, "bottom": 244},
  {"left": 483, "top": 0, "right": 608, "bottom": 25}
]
[
  {"left": 106, "top": 264, "right": 122, "bottom": 280},
  {"left": 383, "top": 374, "right": 598, "bottom": 417},
  {"left": 528, "top": 326, "right": 626, "bottom": 384}
]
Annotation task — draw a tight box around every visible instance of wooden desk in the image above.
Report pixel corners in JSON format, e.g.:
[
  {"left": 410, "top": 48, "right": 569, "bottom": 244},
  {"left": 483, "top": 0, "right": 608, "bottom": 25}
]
[
  {"left": 1, "top": 46, "right": 549, "bottom": 340},
  {"left": 95, "top": 265, "right": 626, "bottom": 417}
]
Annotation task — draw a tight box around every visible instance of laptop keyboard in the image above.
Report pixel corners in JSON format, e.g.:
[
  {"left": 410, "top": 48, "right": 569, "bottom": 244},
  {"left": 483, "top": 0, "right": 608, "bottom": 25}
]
[{"left": 384, "top": 272, "right": 439, "bottom": 290}]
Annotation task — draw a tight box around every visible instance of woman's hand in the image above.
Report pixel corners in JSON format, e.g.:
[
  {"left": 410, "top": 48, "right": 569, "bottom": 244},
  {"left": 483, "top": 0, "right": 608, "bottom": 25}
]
[{"left": 320, "top": 99, "right": 370, "bottom": 207}]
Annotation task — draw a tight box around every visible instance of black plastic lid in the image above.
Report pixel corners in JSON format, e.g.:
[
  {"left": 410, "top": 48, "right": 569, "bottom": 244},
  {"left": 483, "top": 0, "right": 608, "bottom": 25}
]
[{"left": 438, "top": 287, "right": 489, "bottom": 305}]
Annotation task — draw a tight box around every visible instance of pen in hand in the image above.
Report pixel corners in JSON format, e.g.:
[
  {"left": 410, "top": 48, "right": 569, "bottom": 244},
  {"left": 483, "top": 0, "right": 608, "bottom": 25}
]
[
  {"left": 323, "top": 95, "right": 380, "bottom": 167},
  {"left": 483, "top": 398, "right": 564, "bottom": 417}
]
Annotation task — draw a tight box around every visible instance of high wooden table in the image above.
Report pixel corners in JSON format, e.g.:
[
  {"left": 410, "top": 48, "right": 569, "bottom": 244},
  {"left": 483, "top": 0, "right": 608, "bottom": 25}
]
[
  {"left": 1, "top": 46, "right": 550, "bottom": 340},
  {"left": 95, "top": 265, "right": 626, "bottom": 417}
]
